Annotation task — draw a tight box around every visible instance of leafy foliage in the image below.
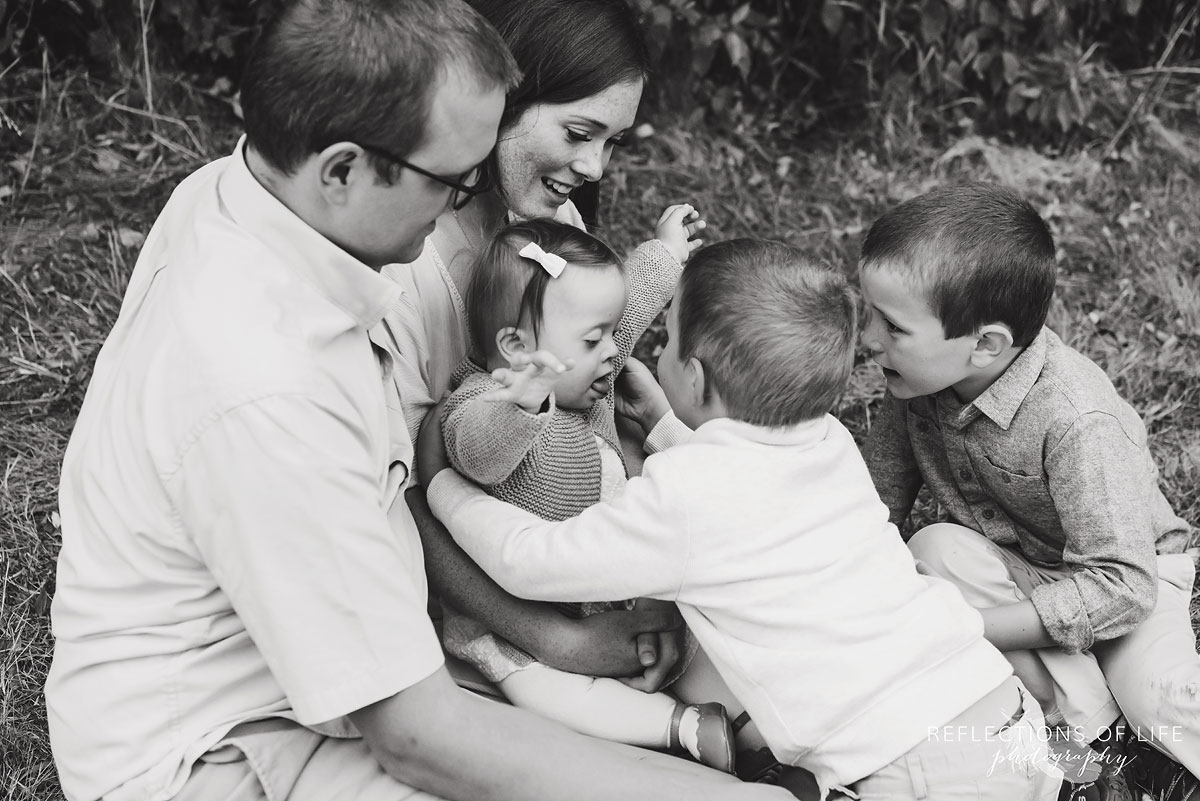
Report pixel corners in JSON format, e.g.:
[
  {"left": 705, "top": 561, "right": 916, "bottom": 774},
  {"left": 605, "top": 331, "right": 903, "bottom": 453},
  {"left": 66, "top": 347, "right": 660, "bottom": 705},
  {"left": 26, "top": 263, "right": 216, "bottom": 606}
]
[
  {"left": 633, "top": 0, "right": 1198, "bottom": 139},
  {"left": 3, "top": 0, "right": 1195, "bottom": 140}
]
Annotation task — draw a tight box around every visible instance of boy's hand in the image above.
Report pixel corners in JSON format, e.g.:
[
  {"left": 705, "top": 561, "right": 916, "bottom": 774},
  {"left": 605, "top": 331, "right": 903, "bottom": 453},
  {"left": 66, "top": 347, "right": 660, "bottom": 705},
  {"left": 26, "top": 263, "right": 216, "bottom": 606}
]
[
  {"left": 655, "top": 203, "right": 705, "bottom": 265},
  {"left": 615, "top": 357, "right": 671, "bottom": 437},
  {"left": 484, "top": 350, "right": 574, "bottom": 413}
]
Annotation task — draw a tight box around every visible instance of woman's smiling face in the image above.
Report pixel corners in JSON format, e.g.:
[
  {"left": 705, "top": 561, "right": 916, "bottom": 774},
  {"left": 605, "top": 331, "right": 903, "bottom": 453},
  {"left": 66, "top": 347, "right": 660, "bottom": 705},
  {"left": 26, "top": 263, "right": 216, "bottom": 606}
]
[{"left": 495, "top": 78, "right": 643, "bottom": 220}]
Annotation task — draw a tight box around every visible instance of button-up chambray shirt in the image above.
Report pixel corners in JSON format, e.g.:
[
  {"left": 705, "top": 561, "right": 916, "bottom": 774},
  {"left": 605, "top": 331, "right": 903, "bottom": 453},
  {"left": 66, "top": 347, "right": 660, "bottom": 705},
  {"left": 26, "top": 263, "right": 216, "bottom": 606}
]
[{"left": 866, "top": 328, "right": 1193, "bottom": 654}]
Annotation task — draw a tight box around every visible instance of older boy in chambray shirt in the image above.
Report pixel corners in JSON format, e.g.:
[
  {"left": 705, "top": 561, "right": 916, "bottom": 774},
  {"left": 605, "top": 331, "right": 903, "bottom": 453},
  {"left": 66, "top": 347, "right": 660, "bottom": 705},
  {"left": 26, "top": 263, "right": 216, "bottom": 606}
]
[{"left": 860, "top": 183, "right": 1198, "bottom": 800}]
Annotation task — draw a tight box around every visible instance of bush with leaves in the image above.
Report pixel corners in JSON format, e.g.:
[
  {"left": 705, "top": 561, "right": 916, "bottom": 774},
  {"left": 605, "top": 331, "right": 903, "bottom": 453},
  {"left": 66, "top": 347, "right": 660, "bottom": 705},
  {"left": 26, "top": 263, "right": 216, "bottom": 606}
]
[
  {"left": 633, "top": 0, "right": 1198, "bottom": 141},
  {"left": 3, "top": 0, "right": 1196, "bottom": 143}
]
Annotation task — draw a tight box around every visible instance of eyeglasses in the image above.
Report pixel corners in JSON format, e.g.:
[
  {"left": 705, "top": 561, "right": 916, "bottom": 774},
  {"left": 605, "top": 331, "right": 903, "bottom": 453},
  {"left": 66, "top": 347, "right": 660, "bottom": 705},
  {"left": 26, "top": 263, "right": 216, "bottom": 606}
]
[{"left": 354, "top": 142, "right": 492, "bottom": 210}]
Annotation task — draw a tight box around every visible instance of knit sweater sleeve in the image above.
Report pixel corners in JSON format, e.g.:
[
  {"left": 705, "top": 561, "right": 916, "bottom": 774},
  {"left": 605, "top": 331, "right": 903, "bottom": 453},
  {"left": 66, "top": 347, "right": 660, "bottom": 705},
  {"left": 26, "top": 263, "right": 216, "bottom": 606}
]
[
  {"left": 613, "top": 240, "right": 682, "bottom": 369},
  {"left": 441, "top": 374, "right": 555, "bottom": 487}
]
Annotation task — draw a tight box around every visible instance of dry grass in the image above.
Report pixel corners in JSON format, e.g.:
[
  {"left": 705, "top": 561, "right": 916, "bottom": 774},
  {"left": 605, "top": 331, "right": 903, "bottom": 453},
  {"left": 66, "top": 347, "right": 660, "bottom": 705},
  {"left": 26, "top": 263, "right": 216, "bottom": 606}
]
[{"left": 2, "top": 62, "right": 1198, "bottom": 800}]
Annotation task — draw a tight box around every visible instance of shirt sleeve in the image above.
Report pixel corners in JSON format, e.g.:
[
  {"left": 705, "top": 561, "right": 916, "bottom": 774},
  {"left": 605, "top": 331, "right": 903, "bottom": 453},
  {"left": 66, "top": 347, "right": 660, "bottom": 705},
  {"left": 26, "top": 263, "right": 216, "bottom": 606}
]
[
  {"left": 168, "top": 394, "right": 445, "bottom": 725},
  {"left": 441, "top": 386, "right": 555, "bottom": 486},
  {"left": 425, "top": 457, "right": 691, "bottom": 602},
  {"left": 863, "top": 393, "right": 925, "bottom": 534},
  {"left": 644, "top": 410, "right": 693, "bottom": 454},
  {"left": 1031, "top": 411, "right": 1160, "bottom": 652}
]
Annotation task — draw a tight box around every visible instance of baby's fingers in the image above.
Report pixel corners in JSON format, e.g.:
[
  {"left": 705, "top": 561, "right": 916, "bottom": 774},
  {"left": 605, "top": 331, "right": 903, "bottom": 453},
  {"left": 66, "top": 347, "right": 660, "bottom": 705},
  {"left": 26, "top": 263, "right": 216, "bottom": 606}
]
[
  {"left": 526, "top": 349, "right": 573, "bottom": 374},
  {"left": 656, "top": 203, "right": 695, "bottom": 227}
]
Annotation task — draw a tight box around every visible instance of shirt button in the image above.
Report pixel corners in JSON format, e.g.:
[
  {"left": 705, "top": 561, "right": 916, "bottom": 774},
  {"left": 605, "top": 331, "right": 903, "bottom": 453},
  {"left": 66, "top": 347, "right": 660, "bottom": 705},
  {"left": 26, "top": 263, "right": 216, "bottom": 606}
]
[
  {"left": 982, "top": 508, "right": 995, "bottom": 520},
  {"left": 959, "top": 469, "right": 972, "bottom": 482},
  {"left": 1001, "top": 474, "right": 1012, "bottom": 484}
]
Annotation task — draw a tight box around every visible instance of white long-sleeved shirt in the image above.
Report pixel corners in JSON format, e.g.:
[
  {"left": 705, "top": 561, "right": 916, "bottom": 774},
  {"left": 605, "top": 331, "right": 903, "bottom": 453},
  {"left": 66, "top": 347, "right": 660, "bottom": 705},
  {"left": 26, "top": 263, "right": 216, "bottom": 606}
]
[{"left": 429, "top": 414, "right": 1013, "bottom": 794}]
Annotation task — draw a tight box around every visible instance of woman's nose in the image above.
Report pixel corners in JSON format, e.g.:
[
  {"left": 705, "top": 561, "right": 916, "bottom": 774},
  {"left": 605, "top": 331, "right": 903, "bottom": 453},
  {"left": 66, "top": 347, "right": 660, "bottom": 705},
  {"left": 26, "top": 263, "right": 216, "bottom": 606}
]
[{"left": 572, "top": 143, "right": 605, "bottom": 182}]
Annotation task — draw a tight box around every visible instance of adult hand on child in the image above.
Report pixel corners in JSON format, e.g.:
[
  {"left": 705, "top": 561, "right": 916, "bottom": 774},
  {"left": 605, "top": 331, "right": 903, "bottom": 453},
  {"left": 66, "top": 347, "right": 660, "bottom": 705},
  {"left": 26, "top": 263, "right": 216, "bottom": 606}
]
[
  {"left": 620, "top": 598, "right": 684, "bottom": 693},
  {"left": 484, "top": 348, "right": 575, "bottom": 413},
  {"left": 655, "top": 203, "right": 705, "bottom": 265},
  {"left": 544, "top": 602, "right": 683, "bottom": 683},
  {"left": 615, "top": 357, "right": 671, "bottom": 437}
]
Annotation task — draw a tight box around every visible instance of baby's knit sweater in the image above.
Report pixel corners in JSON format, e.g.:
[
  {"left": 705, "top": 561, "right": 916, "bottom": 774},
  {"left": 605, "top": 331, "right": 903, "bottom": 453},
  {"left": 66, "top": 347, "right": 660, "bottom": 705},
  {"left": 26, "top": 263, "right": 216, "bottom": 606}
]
[{"left": 441, "top": 239, "right": 681, "bottom": 521}]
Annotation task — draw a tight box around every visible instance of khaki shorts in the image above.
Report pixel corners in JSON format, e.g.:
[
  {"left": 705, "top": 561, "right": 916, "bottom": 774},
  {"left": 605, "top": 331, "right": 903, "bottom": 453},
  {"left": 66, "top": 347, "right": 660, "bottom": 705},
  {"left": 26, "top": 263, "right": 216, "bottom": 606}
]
[{"left": 171, "top": 718, "right": 443, "bottom": 801}]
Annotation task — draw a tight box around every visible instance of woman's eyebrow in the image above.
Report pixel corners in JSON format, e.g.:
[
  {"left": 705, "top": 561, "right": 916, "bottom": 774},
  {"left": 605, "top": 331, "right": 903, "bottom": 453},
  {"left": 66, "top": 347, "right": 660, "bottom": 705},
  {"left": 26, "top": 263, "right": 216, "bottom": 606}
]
[{"left": 572, "top": 115, "right": 629, "bottom": 133}]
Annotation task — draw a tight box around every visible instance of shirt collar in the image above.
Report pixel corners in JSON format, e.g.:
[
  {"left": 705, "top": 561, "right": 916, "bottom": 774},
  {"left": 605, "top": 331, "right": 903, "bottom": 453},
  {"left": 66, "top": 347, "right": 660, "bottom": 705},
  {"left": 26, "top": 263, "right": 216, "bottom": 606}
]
[
  {"left": 969, "top": 327, "right": 1050, "bottom": 430},
  {"left": 218, "top": 136, "right": 402, "bottom": 330},
  {"left": 691, "top": 415, "right": 830, "bottom": 447}
]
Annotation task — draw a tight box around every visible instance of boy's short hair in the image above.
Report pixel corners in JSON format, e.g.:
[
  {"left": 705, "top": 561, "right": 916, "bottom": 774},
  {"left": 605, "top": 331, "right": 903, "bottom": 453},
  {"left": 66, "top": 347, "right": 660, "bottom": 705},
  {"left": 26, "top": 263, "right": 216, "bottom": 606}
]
[
  {"left": 241, "top": 0, "right": 520, "bottom": 180},
  {"left": 860, "top": 183, "right": 1056, "bottom": 347},
  {"left": 677, "top": 240, "right": 858, "bottom": 427},
  {"left": 466, "top": 218, "right": 623, "bottom": 361}
]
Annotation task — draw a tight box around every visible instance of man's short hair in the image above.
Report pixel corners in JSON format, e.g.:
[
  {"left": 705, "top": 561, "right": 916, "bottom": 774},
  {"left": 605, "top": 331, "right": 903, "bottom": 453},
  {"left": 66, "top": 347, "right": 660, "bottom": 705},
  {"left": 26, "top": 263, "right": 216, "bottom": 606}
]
[
  {"left": 241, "top": 0, "right": 521, "bottom": 178},
  {"left": 676, "top": 240, "right": 858, "bottom": 427},
  {"left": 860, "top": 183, "right": 1056, "bottom": 347}
]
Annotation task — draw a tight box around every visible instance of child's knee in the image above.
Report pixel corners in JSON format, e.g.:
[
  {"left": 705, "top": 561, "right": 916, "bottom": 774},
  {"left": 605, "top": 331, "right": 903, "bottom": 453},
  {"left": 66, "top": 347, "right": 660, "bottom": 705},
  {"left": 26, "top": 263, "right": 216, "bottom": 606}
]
[{"left": 907, "top": 523, "right": 995, "bottom": 585}]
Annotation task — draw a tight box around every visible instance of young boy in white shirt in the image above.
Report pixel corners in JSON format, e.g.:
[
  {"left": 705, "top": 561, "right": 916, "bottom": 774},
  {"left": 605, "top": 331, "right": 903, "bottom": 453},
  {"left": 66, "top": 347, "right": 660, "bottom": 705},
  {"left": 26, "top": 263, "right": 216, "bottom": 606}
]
[
  {"left": 859, "top": 183, "right": 1199, "bottom": 801},
  {"left": 422, "top": 239, "right": 1061, "bottom": 801}
]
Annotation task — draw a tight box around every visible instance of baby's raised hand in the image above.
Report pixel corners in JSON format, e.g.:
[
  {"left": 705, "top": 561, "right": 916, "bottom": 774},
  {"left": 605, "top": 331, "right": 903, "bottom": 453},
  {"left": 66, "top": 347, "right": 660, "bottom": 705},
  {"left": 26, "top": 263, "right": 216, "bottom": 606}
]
[
  {"left": 485, "top": 349, "right": 575, "bottom": 413},
  {"left": 655, "top": 203, "right": 705, "bottom": 265}
]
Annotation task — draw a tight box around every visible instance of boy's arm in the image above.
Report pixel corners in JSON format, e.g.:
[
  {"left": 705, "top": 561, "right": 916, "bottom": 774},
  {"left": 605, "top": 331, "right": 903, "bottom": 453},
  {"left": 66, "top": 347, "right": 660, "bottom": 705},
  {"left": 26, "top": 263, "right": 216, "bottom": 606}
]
[
  {"left": 441, "top": 384, "right": 552, "bottom": 487},
  {"left": 1026, "top": 411, "right": 1161, "bottom": 654},
  {"left": 404, "top": 486, "right": 681, "bottom": 679},
  {"left": 426, "top": 456, "right": 690, "bottom": 604},
  {"left": 978, "top": 600, "right": 1057, "bottom": 651},
  {"left": 863, "top": 393, "right": 925, "bottom": 533}
]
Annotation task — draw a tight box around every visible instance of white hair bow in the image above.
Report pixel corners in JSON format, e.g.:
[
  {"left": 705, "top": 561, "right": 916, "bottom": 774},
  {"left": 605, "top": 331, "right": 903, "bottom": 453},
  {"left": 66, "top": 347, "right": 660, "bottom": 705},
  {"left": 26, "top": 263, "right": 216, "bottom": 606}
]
[{"left": 519, "top": 242, "right": 567, "bottom": 278}]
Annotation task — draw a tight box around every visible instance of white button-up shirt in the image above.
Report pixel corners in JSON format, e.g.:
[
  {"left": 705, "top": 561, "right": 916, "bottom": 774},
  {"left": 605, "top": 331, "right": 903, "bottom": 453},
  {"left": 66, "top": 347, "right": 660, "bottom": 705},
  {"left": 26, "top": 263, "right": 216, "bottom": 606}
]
[{"left": 47, "top": 139, "right": 443, "bottom": 801}]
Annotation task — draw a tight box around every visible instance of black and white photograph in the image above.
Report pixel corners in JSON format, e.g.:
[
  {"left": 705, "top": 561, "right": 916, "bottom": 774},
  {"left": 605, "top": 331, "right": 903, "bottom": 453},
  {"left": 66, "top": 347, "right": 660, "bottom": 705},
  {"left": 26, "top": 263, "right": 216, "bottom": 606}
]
[{"left": 1, "top": 1, "right": 1198, "bottom": 799}]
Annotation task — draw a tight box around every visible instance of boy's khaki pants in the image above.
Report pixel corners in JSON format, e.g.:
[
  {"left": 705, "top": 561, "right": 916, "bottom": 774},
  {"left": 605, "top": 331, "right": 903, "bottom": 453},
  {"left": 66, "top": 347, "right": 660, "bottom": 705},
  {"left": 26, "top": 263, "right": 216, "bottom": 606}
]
[
  {"left": 832, "top": 677, "right": 1062, "bottom": 801},
  {"left": 909, "top": 523, "right": 1200, "bottom": 776}
]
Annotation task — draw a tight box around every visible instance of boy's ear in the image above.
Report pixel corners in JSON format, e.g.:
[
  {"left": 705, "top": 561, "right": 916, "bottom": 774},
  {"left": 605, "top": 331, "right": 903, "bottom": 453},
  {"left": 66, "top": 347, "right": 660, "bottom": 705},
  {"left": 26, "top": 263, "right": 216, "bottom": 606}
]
[
  {"left": 969, "top": 324, "right": 1015, "bottom": 368},
  {"left": 685, "top": 356, "right": 707, "bottom": 408},
  {"left": 495, "top": 327, "right": 528, "bottom": 364}
]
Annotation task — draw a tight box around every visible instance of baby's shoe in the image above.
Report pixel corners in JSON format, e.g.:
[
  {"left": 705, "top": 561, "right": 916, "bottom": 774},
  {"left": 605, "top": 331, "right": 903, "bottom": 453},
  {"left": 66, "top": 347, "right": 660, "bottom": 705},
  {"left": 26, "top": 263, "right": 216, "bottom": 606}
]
[{"left": 670, "top": 702, "right": 734, "bottom": 774}]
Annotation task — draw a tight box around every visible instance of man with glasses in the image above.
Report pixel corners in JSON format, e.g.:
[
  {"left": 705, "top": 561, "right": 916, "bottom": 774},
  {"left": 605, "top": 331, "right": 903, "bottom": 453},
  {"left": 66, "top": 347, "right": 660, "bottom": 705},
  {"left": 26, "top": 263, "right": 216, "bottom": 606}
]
[
  {"left": 354, "top": 142, "right": 493, "bottom": 212},
  {"left": 44, "top": 1, "right": 782, "bottom": 800}
]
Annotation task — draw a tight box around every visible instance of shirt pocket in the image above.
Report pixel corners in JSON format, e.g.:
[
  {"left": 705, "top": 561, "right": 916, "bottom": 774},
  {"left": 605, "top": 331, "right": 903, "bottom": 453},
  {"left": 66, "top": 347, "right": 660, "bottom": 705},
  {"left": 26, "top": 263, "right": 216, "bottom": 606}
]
[
  {"left": 972, "top": 454, "right": 1062, "bottom": 552},
  {"left": 384, "top": 400, "right": 414, "bottom": 498}
]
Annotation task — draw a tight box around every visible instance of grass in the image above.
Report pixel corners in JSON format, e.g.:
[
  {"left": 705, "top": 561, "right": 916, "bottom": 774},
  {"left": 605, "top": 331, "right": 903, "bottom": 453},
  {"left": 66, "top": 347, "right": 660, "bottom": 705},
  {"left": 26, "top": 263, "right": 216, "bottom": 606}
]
[{"left": 1, "top": 62, "right": 1198, "bottom": 800}]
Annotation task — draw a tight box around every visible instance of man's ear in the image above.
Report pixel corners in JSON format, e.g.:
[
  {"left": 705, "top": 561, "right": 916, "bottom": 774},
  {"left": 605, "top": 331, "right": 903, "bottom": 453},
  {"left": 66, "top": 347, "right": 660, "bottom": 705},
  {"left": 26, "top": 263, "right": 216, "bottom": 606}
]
[
  {"left": 969, "top": 324, "right": 1015, "bottom": 368},
  {"left": 315, "top": 143, "right": 365, "bottom": 205},
  {"left": 495, "top": 327, "right": 529, "bottom": 364}
]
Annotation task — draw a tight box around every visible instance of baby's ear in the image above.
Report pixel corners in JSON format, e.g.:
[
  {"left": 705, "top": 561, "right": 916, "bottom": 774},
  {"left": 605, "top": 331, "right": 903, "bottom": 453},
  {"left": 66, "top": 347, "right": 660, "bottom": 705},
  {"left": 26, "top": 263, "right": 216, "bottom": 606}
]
[
  {"left": 495, "top": 327, "right": 528, "bottom": 364},
  {"left": 970, "top": 324, "right": 1015, "bottom": 368}
]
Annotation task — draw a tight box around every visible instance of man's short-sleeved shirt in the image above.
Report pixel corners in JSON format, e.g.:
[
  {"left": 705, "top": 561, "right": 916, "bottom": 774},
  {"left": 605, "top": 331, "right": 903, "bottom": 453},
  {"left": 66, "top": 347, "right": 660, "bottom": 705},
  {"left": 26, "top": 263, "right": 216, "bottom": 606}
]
[{"left": 46, "top": 139, "right": 444, "bottom": 801}]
